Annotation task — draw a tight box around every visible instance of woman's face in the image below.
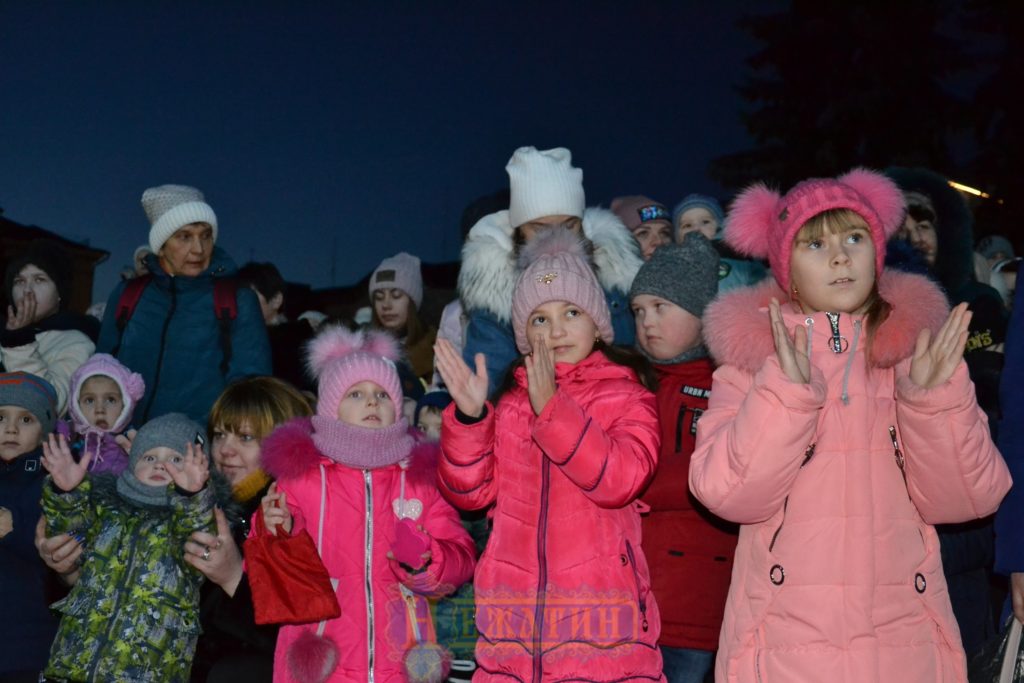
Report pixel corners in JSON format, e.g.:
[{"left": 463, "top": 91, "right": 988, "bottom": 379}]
[
  {"left": 211, "top": 420, "right": 263, "bottom": 486},
  {"left": 11, "top": 264, "right": 60, "bottom": 322},
  {"left": 373, "top": 288, "right": 411, "bottom": 331}
]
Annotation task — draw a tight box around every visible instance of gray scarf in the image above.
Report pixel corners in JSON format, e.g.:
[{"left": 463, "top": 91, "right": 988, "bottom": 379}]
[{"left": 116, "top": 470, "right": 172, "bottom": 508}]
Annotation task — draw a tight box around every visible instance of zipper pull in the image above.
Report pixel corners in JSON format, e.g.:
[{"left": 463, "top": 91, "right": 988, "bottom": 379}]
[
  {"left": 800, "top": 443, "right": 816, "bottom": 467},
  {"left": 888, "top": 426, "right": 905, "bottom": 470}
]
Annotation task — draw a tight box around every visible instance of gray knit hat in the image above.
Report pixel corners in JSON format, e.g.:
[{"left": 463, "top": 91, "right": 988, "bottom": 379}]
[
  {"left": 629, "top": 232, "right": 720, "bottom": 320},
  {"left": 0, "top": 372, "right": 58, "bottom": 435},
  {"left": 129, "top": 413, "right": 203, "bottom": 470}
]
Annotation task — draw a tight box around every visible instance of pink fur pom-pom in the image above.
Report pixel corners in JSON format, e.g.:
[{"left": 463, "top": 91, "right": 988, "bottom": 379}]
[
  {"left": 516, "top": 226, "right": 591, "bottom": 269},
  {"left": 287, "top": 631, "right": 339, "bottom": 683},
  {"left": 838, "top": 167, "right": 907, "bottom": 240},
  {"left": 724, "top": 182, "right": 780, "bottom": 259},
  {"left": 305, "top": 325, "right": 402, "bottom": 378}
]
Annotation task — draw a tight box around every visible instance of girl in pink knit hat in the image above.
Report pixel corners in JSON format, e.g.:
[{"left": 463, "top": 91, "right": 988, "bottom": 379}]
[
  {"left": 435, "top": 228, "right": 666, "bottom": 681},
  {"left": 55, "top": 353, "right": 145, "bottom": 476},
  {"left": 689, "top": 168, "right": 1011, "bottom": 682},
  {"left": 250, "top": 326, "right": 475, "bottom": 683}
]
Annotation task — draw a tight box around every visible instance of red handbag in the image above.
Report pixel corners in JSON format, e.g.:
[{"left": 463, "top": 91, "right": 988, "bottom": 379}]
[{"left": 246, "top": 474, "right": 340, "bottom": 625}]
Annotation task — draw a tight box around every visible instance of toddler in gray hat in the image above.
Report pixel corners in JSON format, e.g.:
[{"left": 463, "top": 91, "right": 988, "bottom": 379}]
[{"left": 39, "top": 412, "right": 214, "bottom": 682}]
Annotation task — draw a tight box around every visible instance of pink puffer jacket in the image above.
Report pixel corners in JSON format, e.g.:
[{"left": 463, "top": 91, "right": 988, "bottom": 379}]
[
  {"left": 258, "top": 418, "right": 476, "bottom": 683},
  {"left": 439, "top": 351, "right": 665, "bottom": 682},
  {"left": 690, "top": 271, "right": 1012, "bottom": 683}
]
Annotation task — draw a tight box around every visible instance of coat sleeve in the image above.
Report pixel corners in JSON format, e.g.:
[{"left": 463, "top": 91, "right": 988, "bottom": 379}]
[
  {"left": 689, "top": 357, "right": 827, "bottom": 524},
  {"left": 227, "top": 287, "right": 272, "bottom": 381},
  {"left": 438, "top": 403, "right": 497, "bottom": 511},
  {"left": 896, "top": 361, "right": 1011, "bottom": 524},
  {"left": 462, "top": 310, "right": 517, "bottom": 398},
  {"left": 1, "top": 330, "right": 94, "bottom": 414},
  {"left": 531, "top": 382, "right": 659, "bottom": 509},
  {"left": 42, "top": 476, "right": 94, "bottom": 537},
  {"left": 171, "top": 485, "right": 217, "bottom": 542},
  {"left": 396, "top": 486, "right": 476, "bottom": 598}
]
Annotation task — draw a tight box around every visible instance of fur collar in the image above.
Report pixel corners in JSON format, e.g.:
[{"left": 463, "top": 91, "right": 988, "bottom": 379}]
[
  {"left": 703, "top": 270, "right": 950, "bottom": 373},
  {"left": 457, "top": 207, "right": 642, "bottom": 322},
  {"left": 261, "top": 417, "right": 441, "bottom": 489}
]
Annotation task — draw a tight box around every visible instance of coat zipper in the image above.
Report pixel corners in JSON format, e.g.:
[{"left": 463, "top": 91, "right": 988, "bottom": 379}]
[
  {"left": 532, "top": 458, "right": 551, "bottom": 682},
  {"left": 141, "top": 278, "right": 177, "bottom": 422},
  {"left": 889, "top": 426, "right": 909, "bottom": 498},
  {"left": 624, "top": 540, "right": 649, "bottom": 633},
  {"left": 89, "top": 520, "right": 140, "bottom": 681},
  {"left": 364, "top": 470, "right": 375, "bottom": 683},
  {"left": 768, "top": 443, "right": 815, "bottom": 552}
]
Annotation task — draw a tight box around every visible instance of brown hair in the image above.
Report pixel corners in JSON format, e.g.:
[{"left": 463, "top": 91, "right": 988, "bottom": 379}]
[
  {"left": 208, "top": 376, "right": 313, "bottom": 441},
  {"left": 792, "top": 209, "right": 891, "bottom": 363}
]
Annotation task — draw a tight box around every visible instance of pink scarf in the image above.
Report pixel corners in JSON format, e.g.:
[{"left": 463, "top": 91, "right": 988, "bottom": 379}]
[{"left": 310, "top": 415, "right": 414, "bottom": 469}]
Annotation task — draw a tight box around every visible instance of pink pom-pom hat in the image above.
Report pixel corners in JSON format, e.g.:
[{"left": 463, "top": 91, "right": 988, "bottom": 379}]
[
  {"left": 306, "top": 326, "right": 404, "bottom": 419},
  {"left": 724, "top": 167, "right": 906, "bottom": 293}
]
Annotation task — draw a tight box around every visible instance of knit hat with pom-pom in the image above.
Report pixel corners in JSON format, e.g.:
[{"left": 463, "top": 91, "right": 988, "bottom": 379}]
[
  {"left": 724, "top": 167, "right": 905, "bottom": 293},
  {"left": 307, "top": 326, "right": 404, "bottom": 420},
  {"left": 510, "top": 228, "right": 613, "bottom": 354}
]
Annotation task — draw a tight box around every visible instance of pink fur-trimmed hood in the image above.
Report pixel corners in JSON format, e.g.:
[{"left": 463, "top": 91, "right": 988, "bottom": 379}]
[
  {"left": 703, "top": 270, "right": 950, "bottom": 373},
  {"left": 261, "top": 416, "right": 441, "bottom": 484}
]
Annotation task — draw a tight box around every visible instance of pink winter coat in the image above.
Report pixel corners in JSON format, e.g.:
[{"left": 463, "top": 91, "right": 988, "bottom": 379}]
[
  {"left": 690, "top": 271, "right": 1012, "bottom": 683},
  {"left": 259, "top": 418, "right": 476, "bottom": 682},
  {"left": 439, "top": 351, "right": 665, "bottom": 682}
]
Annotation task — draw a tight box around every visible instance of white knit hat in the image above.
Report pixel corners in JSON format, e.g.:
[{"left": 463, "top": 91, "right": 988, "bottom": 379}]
[
  {"left": 142, "top": 184, "right": 219, "bottom": 252},
  {"left": 506, "top": 147, "right": 585, "bottom": 228}
]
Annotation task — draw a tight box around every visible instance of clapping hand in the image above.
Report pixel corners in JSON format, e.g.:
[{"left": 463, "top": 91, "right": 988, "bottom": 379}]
[
  {"left": 770, "top": 298, "right": 810, "bottom": 384},
  {"left": 41, "top": 434, "right": 91, "bottom": 492},
  {"left": 909, "top": 302, "right": 971, "bottom": 390},
  {"left": 433, "top": 338, "right": 488, "bottom": 419},
  {"left": 525, "top": 335, "right": 557, "bottom": 415},
  {"left": 167, "top": 442, "right": 210, "bottom": 493}
]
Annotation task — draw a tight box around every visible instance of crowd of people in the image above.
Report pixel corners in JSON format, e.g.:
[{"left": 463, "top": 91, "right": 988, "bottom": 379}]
[{"left": 0, "top": 144, "right": 1019, "bottom": 683}]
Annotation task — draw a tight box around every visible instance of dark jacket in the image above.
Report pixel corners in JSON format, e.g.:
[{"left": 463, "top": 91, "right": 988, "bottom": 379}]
[
  {"left": 97, "top": 249, "right": 271, "bottom": 425},
  {"left": 0, "top": 447, "right": 59, "bottom": 675},
  {"left": 995, "top": 284, "right": 1024, "bottom": 577}
]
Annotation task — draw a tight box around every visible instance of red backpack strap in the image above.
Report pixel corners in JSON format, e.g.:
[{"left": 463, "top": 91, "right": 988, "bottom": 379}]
[
  {"left": 213, "top": 278, "right": 239, "bottom": 376},
  {"left": 111, "top": 274, "right": 153, "bottom": 357}
]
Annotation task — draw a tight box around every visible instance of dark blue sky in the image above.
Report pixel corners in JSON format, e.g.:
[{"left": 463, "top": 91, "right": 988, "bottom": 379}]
[{"left": 1, "top": 2, "right": 779, "bottom": 303}]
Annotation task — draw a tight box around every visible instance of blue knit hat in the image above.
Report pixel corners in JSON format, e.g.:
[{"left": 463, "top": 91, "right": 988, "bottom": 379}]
[
  {"left": 0, "top": 372, "right": 58, "bottom": 434},
  {"left": 672, "top": 194, "right": 726, "bottom": 240}
]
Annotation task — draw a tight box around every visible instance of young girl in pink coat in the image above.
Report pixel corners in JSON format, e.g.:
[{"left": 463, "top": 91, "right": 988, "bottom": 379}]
[
  {"left": 689, "top": 169, "right": 1012, "bottom": 683},
  {"left": 254, "top": 327, "right": 476, "bottom": 683},
  {"left": 436, "top": 229, "right": 665, "bottom": 681}
]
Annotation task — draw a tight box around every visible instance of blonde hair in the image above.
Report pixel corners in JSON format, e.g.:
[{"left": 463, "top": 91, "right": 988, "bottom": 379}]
[
  {"left": 792, "top": 209, "right": 891, "bottom": 363},
  {"left": 208, "top": 376, "right": 312, "bottom": 440}
]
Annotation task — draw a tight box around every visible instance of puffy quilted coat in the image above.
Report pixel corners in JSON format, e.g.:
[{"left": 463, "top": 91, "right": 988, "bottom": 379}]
[
  {"left": 643, "top": 358, "right": 737, "bottom": 652},
  {"left": 97, "top": 249, "right": 271, "bottom": 426},
  {"left": 42, "top": 475, "right": 215, "bottom": 683},
  {"left": 690, "top": 271, "right": 1012, "bottom": 683},
  {"left": 439, "top": 351, "right": 665, "bottom": 681},
  {"left": 258, "top": 419, "right": 476, "bottom": 683}
]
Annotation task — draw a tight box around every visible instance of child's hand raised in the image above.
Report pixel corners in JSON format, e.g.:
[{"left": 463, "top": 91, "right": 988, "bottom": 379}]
[
  {"left": 261, "top": 482, "right": 293, "bottom": 536},
  {"left": 909, "top": 302, "right": 971, "bottom": 389},
  {"left": 770, "top": 299, "right": 810, "bottom": 384},
  {"left": 41, "top": 434, "right": 91, "bottom": 492},
  {"left": 433, "top": 338, "right": 488, "bottom": 418},
  {"left": 167, "top": 442, "right": 210, "bottom": 493},
  {"left": 525, "top": 335, "right": 557, "bottom": 415}
]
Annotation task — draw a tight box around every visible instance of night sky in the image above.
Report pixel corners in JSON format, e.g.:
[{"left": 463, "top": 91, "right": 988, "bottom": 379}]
[{"left": 1, "top": 2, "right": 781, "bottom": 303}]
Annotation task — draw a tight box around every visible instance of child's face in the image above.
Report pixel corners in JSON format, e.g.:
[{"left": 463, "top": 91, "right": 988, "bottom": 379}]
[
  {"left": 790, "top": 223, "right": 876, "bottom": 315},
  {"left": 211, "top": 420, "right": 263, "bottom": 486},
  {"left": 675, "top": 207, "right": 718, "bottom": 242},
  {"left": 11, "top": 264, "right": 60, "bottom": 323},
  {"left": 337, "top": 381, "right": 397, "bottom": 429},
  {"left": 632, "top": 295, "right": 702, "bottom": 360},
  {"left": 417, "top": 405, "right": 443, "bottom": 440},
  {"left": 0, "top": 406, "right": 43, "bottom": 461},
  {"left": 78, "top": 375, "right": 124, "bottom": 431},
  {"left": 526, "top": 300, "right": 598, "bottom": 365},
  {"left": 134, "top": 447, "right": 184, "bottom": 486},
  {"left": 632, "top": 220, "right": 673, "bottom": 261},
  {"left": 373, "top": 288, "right": 411, "bottom": 332}
]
